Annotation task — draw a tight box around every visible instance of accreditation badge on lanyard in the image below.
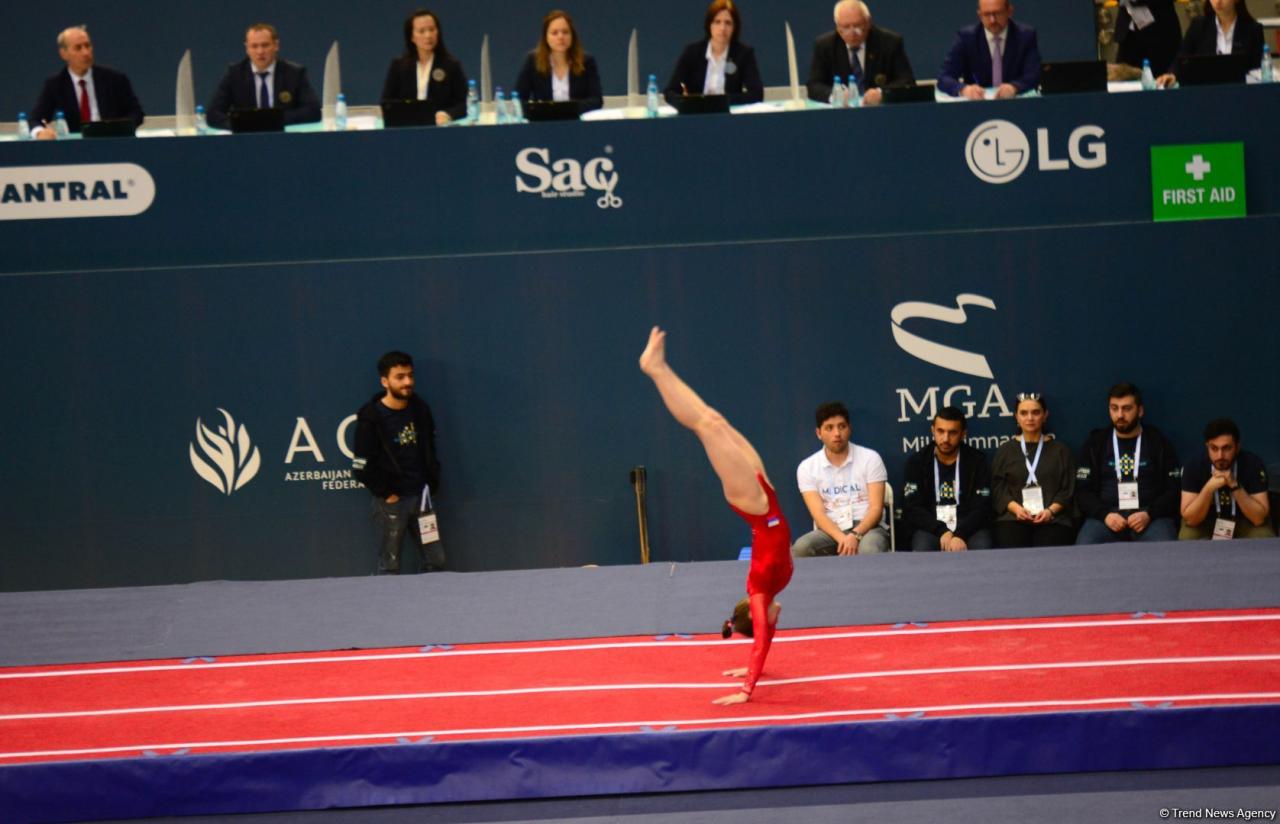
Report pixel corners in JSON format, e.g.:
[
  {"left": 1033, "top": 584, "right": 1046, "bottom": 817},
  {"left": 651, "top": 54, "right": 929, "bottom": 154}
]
[
  {"left": 934, "top": 455, "right": 958, "bottom": 531},
  {"left": 1020, "top": 436, "right": 1045, "bottom": 515},
  {"left": 417, "top": 484, "right": 441, "bottom": 545},
  {"left": 1113, "top": 431, "right": 1141, "bottom": 511},
  {"left": 1212, "top": 466, "right": 1237, "bottom": 540}
]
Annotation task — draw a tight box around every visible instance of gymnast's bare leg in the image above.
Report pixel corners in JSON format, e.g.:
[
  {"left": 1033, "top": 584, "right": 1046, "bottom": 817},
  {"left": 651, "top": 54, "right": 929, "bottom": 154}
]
[{"left": 639, "top": 326, "right": 784, "bottom": 705}]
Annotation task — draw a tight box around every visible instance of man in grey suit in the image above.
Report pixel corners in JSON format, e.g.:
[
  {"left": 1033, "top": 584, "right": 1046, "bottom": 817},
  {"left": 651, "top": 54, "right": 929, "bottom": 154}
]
[{"left": 807, "top": 0, "right": 915, "bottom": 106}]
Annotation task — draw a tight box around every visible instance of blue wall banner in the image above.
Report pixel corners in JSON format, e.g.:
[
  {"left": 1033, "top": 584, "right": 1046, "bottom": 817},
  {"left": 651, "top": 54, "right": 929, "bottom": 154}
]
[{"left": 1, "top": 86, "right": 1277, "bottom": 591}]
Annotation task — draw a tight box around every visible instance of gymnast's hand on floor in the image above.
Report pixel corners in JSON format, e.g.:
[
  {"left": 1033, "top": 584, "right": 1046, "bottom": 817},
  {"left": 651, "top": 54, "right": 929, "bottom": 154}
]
[
  {"left": 722, "top": 667, "right": 747, "bottom": 678},
  {"left": 713, "top": 691, "right": 750, "bottom": 705}
]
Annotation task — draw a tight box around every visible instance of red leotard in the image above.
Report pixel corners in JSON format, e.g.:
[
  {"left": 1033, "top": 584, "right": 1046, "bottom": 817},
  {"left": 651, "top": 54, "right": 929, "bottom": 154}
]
[{"left": 727, "top": 473, "right": 793, "bottom": 695}]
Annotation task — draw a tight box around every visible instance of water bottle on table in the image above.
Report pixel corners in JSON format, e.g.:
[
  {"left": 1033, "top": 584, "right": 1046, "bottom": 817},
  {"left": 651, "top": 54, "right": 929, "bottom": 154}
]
[
  {"left": 830, "top": 75, "right": 847, "bottom": 108},
  {"left": 510, "top": 90, "right": 525, "bottom": 123},
  {"left": 335, "top": 93, "right": 348, "bottom": 131},
  {"left": 466, "top": 79, "right": 479, "bottom": 123},
  {"left": 1261, "top": 45, "right": 1274, "bottom": 84},
  {"left": 54, "top": 110, "right": 70, "bottom": 138},
  {"left": 646, "top": 74, "right": 659, "bottom": 118},
  {"left": 17, "top": 112, "right": 31, "bottom": 141},
  {"left": 194, "top": 105, "right": 208, "bottom": 135},
  {"left": 495, "top": 87, "right": 508, "bottom": 124},
  {"left": 1140, "top": 59, "right": 1156, "bottom": 90}
]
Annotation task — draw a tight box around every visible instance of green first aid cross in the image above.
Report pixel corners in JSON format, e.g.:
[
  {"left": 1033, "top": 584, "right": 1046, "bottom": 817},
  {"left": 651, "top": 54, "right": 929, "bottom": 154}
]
[{"left": 1151, "top": 142, "right": 1246, "bottom": 222}]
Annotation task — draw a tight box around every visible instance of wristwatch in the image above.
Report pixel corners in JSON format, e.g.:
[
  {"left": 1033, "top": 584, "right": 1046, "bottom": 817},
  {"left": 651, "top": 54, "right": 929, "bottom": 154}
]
[{"left": 851, "top": 529, "right": 864, "bottom": 539}]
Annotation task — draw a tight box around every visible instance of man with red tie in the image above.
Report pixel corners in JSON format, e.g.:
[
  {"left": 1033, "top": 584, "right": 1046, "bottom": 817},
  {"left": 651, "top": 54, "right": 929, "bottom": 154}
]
[{"left": 31, "top": 26, "right": 144, "bottom": 139}]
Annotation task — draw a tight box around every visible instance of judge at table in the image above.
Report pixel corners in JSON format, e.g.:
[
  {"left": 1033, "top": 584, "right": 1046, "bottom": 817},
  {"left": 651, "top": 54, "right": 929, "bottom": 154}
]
[
  {"left": 513, "top": 9, "right": 603, "bottom": 113},
  {"left": 381, "top": 8, "right": 469, "bottom": 124},
  {"left": 665, "top": 0, "right": 764, "bottom": 105},
  {"left": 936, "top": 0, "right": 1041, "bottom": 100},
  {"left": 207, "top": 23, "right": 320, "bottom": 130}
]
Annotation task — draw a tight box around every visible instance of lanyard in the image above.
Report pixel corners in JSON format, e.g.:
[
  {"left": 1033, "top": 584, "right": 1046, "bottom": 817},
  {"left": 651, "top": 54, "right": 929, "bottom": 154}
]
[
  {"left": 420, "top": 483, "right": 434, "bottom": 512},
  {"left": 934, "top": 453, "right": 959, "bottom": 503},
  {"left": 1214, "top": 463, "right": 1238, "bottom": 516},
  {"left": 1112, "top": 431, "right": 1142, "bottom": 481},
  {"left": 1019, "top": 436, "right": 1045, "bottom": 486}
]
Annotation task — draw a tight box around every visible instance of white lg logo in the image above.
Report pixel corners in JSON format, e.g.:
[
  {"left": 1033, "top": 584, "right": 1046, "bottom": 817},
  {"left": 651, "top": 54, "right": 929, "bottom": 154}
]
[
  {"left": 965, "top": 120, "right": 1029, "bottom": 184},
  {"left": 966, "top": 120, "right": 1107, "bottom": 184}
]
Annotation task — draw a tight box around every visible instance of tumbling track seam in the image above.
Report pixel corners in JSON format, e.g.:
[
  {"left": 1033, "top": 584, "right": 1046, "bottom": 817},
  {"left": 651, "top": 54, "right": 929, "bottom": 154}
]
[
  {"left": 3, "top": 691, "right": 1278, "bottom": 761},
  {"left": 3, "top": 613, "right": 1278, "bottom": 680},
  {"left": 3, "top": 654, "right": 1278, "bottom": 721}
]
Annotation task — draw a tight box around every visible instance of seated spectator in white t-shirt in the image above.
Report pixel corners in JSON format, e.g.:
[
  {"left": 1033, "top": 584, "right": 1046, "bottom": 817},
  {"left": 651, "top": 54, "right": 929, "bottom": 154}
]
[{"left": 792, "top": 401, "right": 891, "bottom": 556}]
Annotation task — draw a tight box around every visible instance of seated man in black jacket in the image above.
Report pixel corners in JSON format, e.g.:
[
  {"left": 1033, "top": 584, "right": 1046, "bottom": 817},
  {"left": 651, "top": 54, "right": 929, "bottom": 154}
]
[
  {"left": 207, "top": 23, "right": 320, "bottom": 130},
  {"left": 807, "top": 0, "right": 915, "bottom": 106},
  {"left": 352, "top": 351, "right": 444, "bottom": 574},
  {"left": 902, "top": 407, "right": 993, "bottom": 551},
  {"left": 31, "top": 25, "right": 144, "bottom": 139},
  {"left": 1075, "top": 383, "right": 1181, "bottom": 544}
]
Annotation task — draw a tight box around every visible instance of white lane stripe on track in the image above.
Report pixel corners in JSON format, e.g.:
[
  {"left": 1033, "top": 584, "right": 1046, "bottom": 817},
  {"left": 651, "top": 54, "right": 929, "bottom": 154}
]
[
  {"left": 3, "top": 653, "right": 1279, "bottom": 722},
  {"left": 2, "top": 612, "right": 1279, "bottom": 681},
  {"left": 2, "top": 691, "right": 1278, "bottom": 761}
]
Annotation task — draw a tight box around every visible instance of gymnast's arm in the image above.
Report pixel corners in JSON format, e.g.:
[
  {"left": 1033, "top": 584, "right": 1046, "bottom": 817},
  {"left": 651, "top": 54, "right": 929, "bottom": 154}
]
[{"left": 714, "top": 593, "right": 775, "bottom": 705}]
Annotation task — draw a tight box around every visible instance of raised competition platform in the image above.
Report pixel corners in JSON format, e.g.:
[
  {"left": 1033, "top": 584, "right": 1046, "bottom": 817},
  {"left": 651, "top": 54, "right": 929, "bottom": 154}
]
[{"left": 1, "top": 541, "right": 1278, "bottom": 822}]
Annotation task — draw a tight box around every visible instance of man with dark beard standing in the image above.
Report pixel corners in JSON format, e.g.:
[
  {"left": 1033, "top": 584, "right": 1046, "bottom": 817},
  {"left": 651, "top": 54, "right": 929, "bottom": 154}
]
[
  {"left": 352, "top": 351, "right": 444, "bottom": 573},
  {"left": 1075, "top": 383, "right": 1180, "bottom": 544}
]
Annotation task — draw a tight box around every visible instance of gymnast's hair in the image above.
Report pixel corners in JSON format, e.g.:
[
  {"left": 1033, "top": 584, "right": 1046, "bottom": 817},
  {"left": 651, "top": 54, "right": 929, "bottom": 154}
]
[{"left": 721, "top": 597, "right": 753, "bottom": 638}]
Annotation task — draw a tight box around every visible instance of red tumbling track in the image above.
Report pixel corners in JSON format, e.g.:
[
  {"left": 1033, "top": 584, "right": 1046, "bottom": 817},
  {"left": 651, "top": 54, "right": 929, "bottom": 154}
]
[{"left": 2, "top": 608, "right": 1278, "bottom": 765}]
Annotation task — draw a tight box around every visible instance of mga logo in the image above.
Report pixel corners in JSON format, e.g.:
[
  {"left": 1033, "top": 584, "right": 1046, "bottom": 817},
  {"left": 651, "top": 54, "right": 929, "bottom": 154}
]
[
  {"left": 965, "top": 120, "right": 1106, "bottom": 185},
  {"left": 0, "top": 163, "right": 156, "bottom": 220},
  {"left": 890, "top": 294, "right": 1013, "bottom": 438},
  {"left": 891, "top": 293, "right": 997, "bottom": 378},
  {"left": 189, "top": 409, "right": 262, "bottom": 495},
  {"left": 514, "top": 146, "right": 622, "bottom": 208}
]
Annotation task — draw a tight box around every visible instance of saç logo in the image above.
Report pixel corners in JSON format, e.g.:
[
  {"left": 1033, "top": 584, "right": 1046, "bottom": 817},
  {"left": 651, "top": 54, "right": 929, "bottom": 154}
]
[
  {"left": 514, "top": 146, "right": 622, "bottom": 209},
  {"left": 189, "top": 409, "right": 262, "bottom": 495},
  {"left": 965, "top": 120, "right": 1029, "bottom": 184},
  {"left": 965, "top": 120, "right": 1107, "bottom": 185},
  {"left": 890, "top": 294, "right": 997, "bottom": 378},
  {"left": 0, "top": 163, "right": 156, "bottom": 221}
]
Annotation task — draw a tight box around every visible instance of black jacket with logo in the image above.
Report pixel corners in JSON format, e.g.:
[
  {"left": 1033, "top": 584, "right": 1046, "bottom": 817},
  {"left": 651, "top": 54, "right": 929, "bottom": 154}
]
[
  {"left": 901, "top": 442, "right": 993, "bottom": 541},
  {"left": 352, "top": 393, "right": 441, "bottom": 500},
  {"left": 1076, "top": 424, "right": 1180, "bottom": 521}
]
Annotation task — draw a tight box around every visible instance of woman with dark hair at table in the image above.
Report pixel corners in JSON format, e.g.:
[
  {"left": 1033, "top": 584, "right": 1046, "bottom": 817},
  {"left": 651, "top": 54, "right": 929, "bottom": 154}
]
[
  {"left": 664, "top": 0, "right": 764, "bottom": 105},
  {"left": 381, "top": 8, "right": 468, "bottom": 124},
  {"left": 1155, "top": 0, "right": 1265, "bottom": 87},
  {"left": 513, "top": 10, "right": 603, "bottom": 113},
  {"left": 990, "top": 393, "right": 1078, "bottom": 548}
]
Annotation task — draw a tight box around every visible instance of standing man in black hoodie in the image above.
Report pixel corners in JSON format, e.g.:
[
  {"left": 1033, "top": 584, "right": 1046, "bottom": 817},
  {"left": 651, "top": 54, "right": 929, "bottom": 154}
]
[{"left": 352, "top": 351, "right": 444, "bottom": 574}]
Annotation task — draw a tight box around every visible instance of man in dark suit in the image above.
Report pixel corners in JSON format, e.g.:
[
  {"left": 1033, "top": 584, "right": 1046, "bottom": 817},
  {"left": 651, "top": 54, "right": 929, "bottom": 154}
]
[
  {"left": 1113, "top": 0, "right": 1182, "bottom": 75},
  {"left": 207, "top": 23, "right": 321, "bottom": 130},
  {"left": 808, "top": 0, "right": 914, "bottom": 106},
  {"left": 31, "top": 26, "right": 144, "bottom": 139},
  {"left": 937, "top": 0, "right": 1041, "bottom": 99}
]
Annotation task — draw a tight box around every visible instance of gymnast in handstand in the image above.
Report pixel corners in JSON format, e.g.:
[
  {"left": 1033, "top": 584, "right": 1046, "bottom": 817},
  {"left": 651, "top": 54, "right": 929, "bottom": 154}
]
[{"left": 639, "top": 326, "right": 793, "bottom": 705}]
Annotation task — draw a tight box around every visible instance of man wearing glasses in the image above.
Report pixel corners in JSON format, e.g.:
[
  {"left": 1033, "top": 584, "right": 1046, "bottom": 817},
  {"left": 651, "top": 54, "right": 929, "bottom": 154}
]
[
  {"left": 937, "top": 0, "right": 1041, "bottom": 99},
  {"left": 807, "top": 0, "right": 915, "bottom": 106}
]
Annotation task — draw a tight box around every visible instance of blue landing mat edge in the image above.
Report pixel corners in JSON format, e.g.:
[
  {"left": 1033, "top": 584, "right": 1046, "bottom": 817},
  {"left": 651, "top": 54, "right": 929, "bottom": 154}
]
[{"left": 5, "top": 704, "right": 1279, "bottom": 823}]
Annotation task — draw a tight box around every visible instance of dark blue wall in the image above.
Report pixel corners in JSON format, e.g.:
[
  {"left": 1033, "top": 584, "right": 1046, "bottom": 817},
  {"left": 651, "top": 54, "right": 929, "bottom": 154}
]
[
  {"left": 1, "top": 85, "right": 1277, "bottom": 592},
  {"left": 3, "top": 1, "right": 1095, "bottom": 119}
]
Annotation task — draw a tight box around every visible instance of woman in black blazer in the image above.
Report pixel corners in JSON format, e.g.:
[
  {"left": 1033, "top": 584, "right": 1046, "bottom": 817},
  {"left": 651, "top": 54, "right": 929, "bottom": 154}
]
[
  {"left": 1156, "top": 0, "right": 1265, "bottom": 86},
  {"left": 513, "top": 10, "right": 603, "bottom": 113},
  {"left": 664, "top": 0, "right": 764, "bottom": 105},
  {"left": 381, "top": 8, "right": 469, "bottom": 124}
]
